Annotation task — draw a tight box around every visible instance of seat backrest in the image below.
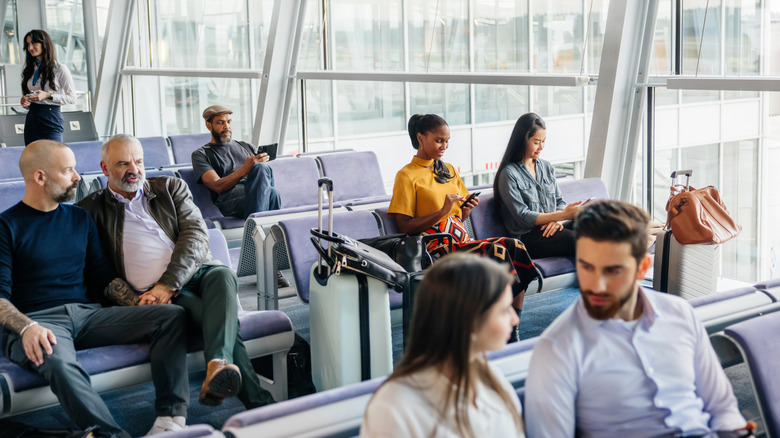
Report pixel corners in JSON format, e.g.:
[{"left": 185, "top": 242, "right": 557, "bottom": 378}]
[
  {"left": 168, "top": 133, "right": 212, "bottom": 165},
  {"left": 68, "top": 140, "right": 104, "bottom": 173},
  {"left": 207, "top": 228, "right": 231, "bottom": 269},
  {"left": 558, "top": 177, "right": 609, "bottom": 203},
  {"left": 297, "top": 148, "right": 355, "bottom": 157},
  {"left": 176, "top": 167, "right": 225, "bottom": 221},
  {"left": 724, "top": 312, "right": 780, "bottom": 437},
  {"left": 0, "top": 147, "right": 24, "bottom": 181},
  {"left": 0, "top": 180, "right": 25, "bottom": 212},
  {"left": 470, "top": 178, "right": 610, "bottom": 241},
  {"left": 61, "top": 111, "right": 99, "bottom": 143},
  {"left": 267, "top": 157, "right": 321, "bottom": 209},
  {"left": 278, "top": 210, "right": 381, "bottom": 303},
  {"left": 317, "top": 151, "right": 386, "bottom": 202},
  {"left": 373, "top": 207, "right": 399, "bottom": 235},
  {"left": 138, "top": 136, "right": 172, "bottom": 168},
  {"left": 468, "top": 192, "right": 509, "bottom": 240},
  {"left": 223, "top": 377, "right": 384, "bottom": 437}
]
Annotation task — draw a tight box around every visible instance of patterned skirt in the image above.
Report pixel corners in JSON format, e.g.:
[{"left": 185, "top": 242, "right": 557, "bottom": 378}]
[{"left": 423, "top": 216, "right": 540, "bottom": 295}]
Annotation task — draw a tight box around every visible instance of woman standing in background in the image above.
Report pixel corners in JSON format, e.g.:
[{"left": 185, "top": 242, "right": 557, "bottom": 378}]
[{"left": 20, "top": 29, "right": 76, "bottom": 145}]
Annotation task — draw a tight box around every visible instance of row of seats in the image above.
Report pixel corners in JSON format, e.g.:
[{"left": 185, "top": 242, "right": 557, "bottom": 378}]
[
  {"left": 156, "top": 280, "right": 780, "bottom": 438},
  {"left": 251, "top": 178, "right": 607, "bottom": 311},
  {"left": 0, "top": 229, "right": 295, "bottom": 418}
]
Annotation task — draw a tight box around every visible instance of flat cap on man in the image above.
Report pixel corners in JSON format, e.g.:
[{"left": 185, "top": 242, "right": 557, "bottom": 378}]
[{"left": 202, "top": 105, "right": 233, "bottom": 122}]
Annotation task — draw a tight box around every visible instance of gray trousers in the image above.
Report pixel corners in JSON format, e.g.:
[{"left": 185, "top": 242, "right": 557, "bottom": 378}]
[{"left": 1, "top": 303, "right": 189, "bottom": 437}]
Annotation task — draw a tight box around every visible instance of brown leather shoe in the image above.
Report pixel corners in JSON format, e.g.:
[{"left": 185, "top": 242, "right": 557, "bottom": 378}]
[
  {"left": 277, "top": 271, "right": 290, "bottom": 288},
  {"left": 199, "top": 359, "right": 242, "bottom": 406}
]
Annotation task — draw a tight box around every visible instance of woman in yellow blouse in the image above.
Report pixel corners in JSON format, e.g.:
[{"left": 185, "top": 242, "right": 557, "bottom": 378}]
[{"left": 388, "top": 114, "right": 539, "bottom": 339}]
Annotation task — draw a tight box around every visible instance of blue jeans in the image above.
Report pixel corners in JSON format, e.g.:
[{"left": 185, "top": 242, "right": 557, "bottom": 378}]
[{"left": 215, "top": 163, "right": 281, "bottom": 219}]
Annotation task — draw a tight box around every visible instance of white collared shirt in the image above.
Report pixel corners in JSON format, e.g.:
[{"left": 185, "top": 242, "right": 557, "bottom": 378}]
[
  {"left": 361, "top": 361, "right": 524, "bottom": 437},
  {"left": 26, "top": 60, "right": 77, "bottom": 106},
  {"left": 525, "top": 287, "right": 746, "bottom": 438},
  {"left": 110, "top": 187, "right": 174, "bottom": 291}
]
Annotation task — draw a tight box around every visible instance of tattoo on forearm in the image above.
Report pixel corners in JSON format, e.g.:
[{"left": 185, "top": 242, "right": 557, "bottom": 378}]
[
  {"left": 0, "top": 298, "right": 33, "bottom": 334},
  {"left": 104, "top": 278, "right": 140, "bottom": 306}
]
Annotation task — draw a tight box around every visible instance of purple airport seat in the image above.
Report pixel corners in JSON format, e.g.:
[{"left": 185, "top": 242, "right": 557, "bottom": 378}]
[
  {"left": 0, "top": 147, "right": 24, "bottom": 181},
  {"left": 176, "top": 167, "right": 225, "bottom": 229},
  {"left": 723, "top": 312, "right": 780, "bottom": 437},
  {"left": 67, "top": 140, "right": 104, "bottom": 174},
  {"left": 138, "top": 136, "right": 172, "bottom": 168},
  {"left": 276, "top": 210, "right": 402, "bottom": 309},
  {"left": 316, "top": 151, "right": 387, "bottom": 203},
  {"left": 0, "top": 180, "right": 25, "bottom": 213},
  {"left": 223, "top": 377, "right": 384, "bottom": 434},
  {"left": 373, "top": 208, "right": 399, "bottom": 235},
  {"left": 169, "top": 133, "right": 212, "bottom": 165},
  {"left": 688, "top": 286, "right": 758, "bottom": 308}
]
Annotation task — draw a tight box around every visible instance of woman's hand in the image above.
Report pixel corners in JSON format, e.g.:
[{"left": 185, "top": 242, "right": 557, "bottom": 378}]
[
  {"left": 541, "top": 221, "right": 565, "bottom": 238},
  {"left": 27, "top": 90, "right": 52, "bottom": 103},
  {"left": 441, "top": 193, "right": 463, "bottom": 216},
  {"left": 20, "top": 95, "right": 31, "bottom": 107},
  {"left": 561, "top": 201, "right": 584, "bottom": 220}
]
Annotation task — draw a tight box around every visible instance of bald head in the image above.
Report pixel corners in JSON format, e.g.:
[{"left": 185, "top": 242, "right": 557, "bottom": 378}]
[{"left": 20, "top": 140, "right": 71, "bottom": 180}]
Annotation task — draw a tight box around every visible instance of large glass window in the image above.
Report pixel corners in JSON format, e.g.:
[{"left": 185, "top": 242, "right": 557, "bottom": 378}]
[
  {"left": 473, "top": 0, "right": 529, "bottom": 72},
  {"left": 407, "top": 0, "right": 469, "bottom": 72},
  {"left": 331, "top": 0, "right": 403, "bottom": 71}
]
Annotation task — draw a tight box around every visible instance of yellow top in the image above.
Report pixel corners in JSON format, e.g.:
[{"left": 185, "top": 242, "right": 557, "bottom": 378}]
[{"left": 388, "top": 156, "right": 469, "bottom": 219}]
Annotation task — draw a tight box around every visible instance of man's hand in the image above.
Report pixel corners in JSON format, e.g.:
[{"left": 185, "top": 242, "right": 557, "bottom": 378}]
[
  {"left": 22, "top": 324, "right": 57, "bottom": 367},
  {"left": 138, "top": 284, "right": 176, "bottom": 305},
  {"left": 242, "top": 153, "right": 270, "bottom": 170}
]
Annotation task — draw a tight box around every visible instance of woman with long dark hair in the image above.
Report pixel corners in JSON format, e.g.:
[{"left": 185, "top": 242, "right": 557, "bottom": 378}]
[
  {"left": 20, "top": 29, "right": 76, "bottom": 145},
  {"left": 361, "top": 253, "right": 524, "bottom": 438},
  {"left": 387, "top": 114, "right": 539, "bottom": 336},
  {"left": 493, "top": 113, "right": 583, "bottom": 258}
]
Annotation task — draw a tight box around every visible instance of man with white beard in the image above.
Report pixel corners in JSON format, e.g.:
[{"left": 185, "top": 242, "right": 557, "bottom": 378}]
[{"left": 79, "top": 135, "right": 275, "bottom": 433}]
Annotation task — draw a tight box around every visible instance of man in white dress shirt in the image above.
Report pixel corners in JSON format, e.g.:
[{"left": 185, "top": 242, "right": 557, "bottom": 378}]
[
  {"left": 79, "top": 135, "right": 274, "bottom": 434},
  {"left": 525, "top": 200, "right": 753, "bottom": 438}
]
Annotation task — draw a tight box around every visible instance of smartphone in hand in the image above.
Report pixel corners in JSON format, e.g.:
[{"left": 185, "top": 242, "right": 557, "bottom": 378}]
[
  {"left": 460, "top": 191, "right": 481, "bottom": 209},
  {"left": 255, "top": 143, "right": 279, "bottom": 161},
  {"left": 580, "top": 197, "right": 596, "bottom": 205}
]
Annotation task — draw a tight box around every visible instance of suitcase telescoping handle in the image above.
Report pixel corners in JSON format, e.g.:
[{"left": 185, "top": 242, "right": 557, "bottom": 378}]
[
  {"left": 317, "top": 178, "right": 334, "bottom": 276},
  {"left": 670, "top": 169, "right": 693, "bottom": 191}
]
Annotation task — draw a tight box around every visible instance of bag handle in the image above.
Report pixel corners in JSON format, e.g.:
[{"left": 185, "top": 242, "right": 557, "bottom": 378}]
[{"left": 421, "top": 232, "right": 455, "bottom": 254}]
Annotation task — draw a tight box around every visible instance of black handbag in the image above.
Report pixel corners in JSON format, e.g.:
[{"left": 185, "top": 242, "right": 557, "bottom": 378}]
[
  {"left": 310, "top": 229, "right": 410, "bottom": 291},
  {"left": 358, "top": 233, "right": 452, "bottom": 273}
]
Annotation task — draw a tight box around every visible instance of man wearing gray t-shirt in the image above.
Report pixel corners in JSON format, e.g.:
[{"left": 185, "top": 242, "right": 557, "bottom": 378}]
[
  {"left": 192, "top": 104, "right": 286, "bottom": 286},
  {"left": 191, "top": 105, "right": 281, "bottom": 220}
]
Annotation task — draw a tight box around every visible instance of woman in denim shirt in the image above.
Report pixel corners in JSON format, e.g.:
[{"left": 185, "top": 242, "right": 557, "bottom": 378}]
[{"left": 493, "top": 113, "right": 583, "bottom": 258}]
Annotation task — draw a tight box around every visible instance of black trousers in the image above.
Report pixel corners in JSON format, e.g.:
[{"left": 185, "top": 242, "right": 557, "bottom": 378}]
[
  {"left": 521, "top": 221, "right": 576, "bottom": 259},
  {"left": 2, "top": 303, "right": 189, "bottom": 437}
]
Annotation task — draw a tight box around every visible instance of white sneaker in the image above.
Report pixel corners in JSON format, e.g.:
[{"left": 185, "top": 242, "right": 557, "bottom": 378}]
[{"left": 146, "top": 416, "right": 186, "bottom": 435}]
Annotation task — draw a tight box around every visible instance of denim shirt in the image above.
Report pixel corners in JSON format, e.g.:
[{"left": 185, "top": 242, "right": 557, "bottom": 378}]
[{"left": 495, "top": 159, "right": 566, "bottom": 237}]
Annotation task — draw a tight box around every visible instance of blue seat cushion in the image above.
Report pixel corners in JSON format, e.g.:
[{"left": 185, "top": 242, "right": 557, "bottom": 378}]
[
  {"left": 533, "top": 256, "right": 575, "bottom": 278},
  {"left": 1, "top": 310, "right": 292, "bottom": 392}
]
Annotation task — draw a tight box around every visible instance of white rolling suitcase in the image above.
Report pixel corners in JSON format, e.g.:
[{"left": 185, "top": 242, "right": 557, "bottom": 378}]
[
  {"left": 653, "top": 169, "right": 734, "bottom": 300},
  {"left": 308, "top": 178, "right": 403, "bottom": 391},
  {"left": 653, "top": 229, "right": 720, "bottom": 299}
]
